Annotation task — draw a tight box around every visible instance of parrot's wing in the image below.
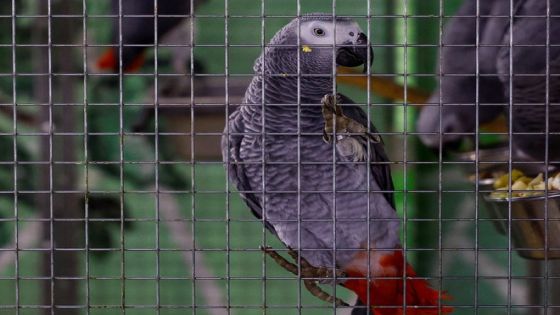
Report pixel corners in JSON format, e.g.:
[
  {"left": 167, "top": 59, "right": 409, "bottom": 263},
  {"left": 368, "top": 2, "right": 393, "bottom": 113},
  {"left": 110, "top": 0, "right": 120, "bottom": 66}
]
[
  {"left": 338, "top": 94, "right": 396, "bottom": 209},
  {"left": 495, "top": 0, "right": 560, "bottom": 161},
  {"left": 222, "top": 109, "right": 278, "bottom": 235}
]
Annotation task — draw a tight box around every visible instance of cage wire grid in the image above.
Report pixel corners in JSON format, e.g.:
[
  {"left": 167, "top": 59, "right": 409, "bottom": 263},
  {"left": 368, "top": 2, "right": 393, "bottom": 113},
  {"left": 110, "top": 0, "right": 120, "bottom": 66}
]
[{"left": 0, "top": 0, "right": 559, "bottom": 314}]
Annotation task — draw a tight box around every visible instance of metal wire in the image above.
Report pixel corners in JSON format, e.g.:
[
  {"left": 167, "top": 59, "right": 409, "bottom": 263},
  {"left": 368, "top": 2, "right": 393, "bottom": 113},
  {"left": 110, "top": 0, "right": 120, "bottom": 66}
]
[{"left": 0, "top": 0, "right": 558, "bottom": 314}]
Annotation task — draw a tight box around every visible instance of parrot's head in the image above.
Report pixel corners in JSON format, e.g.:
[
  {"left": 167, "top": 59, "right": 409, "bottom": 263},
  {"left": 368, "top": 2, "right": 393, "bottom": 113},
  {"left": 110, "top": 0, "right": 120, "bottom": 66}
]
[{"left": 262, "top": 14, "right": 373, "bottom": 75}]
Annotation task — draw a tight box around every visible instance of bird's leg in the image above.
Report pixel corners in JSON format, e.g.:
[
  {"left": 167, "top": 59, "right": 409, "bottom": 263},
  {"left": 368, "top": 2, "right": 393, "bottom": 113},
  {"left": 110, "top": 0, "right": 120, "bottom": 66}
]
[
  {"left": 261, "top": 246, "right": 299, "bottom": 275},
  {"left": 261, "top": 247, "right": 349, "bottom": 307},
  {"left": 286, "top": 248, "right": 347, "bottom": 279},
  {"left": 286, "top": 248, "right": 349, "bottom": 307},
  {"left": 304, "top": 279, "right": 349, "bottom": 307}
]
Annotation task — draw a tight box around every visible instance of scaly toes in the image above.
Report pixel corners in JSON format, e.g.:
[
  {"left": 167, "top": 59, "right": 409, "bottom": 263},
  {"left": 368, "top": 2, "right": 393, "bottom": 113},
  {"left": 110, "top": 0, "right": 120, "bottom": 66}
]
[
  {"left": 333, "top": 94, "right": 344, "bottom": 114},
  {"left": 303, "top": 266, "right": 347, "bottom": 279},
  {"left": 286, "top": 248, "right": 316, "bottom": 270},
  {"left": 304, "top": 279, "right": 350, "bottom": 307},
  {"left": 321, "top": 94, "right": 337, "bottom": 110},
  {"left": 285, "top": 248, "right": 347, "bottom": 279},
  {"left": 261, "top": 246, "right": 299, "bottom": 275},
  {"left": 263, "top": 246, "right": 349, "bottom": 307}
]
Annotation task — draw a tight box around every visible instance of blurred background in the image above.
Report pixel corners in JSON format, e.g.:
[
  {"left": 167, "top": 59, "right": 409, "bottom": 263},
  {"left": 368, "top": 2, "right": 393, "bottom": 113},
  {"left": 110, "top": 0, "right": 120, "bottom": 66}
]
[{"left": 0, "top": 0, "right": 554, "bottom": 314}]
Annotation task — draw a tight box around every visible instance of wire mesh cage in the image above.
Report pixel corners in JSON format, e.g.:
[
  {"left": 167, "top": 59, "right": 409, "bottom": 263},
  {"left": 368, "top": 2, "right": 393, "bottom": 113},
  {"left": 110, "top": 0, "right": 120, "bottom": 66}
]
[{"left": 0, "top": 0, "right": 559, "bottom": 314}]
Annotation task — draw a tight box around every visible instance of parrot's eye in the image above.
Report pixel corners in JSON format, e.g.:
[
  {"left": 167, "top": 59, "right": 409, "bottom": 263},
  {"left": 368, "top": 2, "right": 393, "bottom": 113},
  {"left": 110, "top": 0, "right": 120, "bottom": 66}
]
[{"left": 313, "top": 28, "right": 325, "bottom": 36}]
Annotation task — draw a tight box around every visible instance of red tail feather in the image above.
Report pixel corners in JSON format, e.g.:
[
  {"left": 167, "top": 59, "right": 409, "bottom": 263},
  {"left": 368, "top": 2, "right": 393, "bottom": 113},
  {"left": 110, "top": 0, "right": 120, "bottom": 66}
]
[
  {"left": 96, "top": 48, "right": 146, "bottom": 72},
  {"left": 343, "top": 250, "right": 453, "bottom": 315},
  {"left": 97, "top": 49, "right": 118, "bottom": 71}
]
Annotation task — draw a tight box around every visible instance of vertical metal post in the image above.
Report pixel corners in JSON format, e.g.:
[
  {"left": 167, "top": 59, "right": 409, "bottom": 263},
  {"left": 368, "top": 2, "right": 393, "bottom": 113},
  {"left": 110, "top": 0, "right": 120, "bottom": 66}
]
[
  {"left": 81, "top": 0, "right": 90, "bottom": 314},
  {"left": 10, "top": 0, "right": 19, "bottom": 313},
  {"left": 153, "top": 1, "right": 162, "bottom": 315},
  {"left": 544, "top": 0, "right": 560, "bottom": 313},
  {"left": 34, "top": 1, "right": 82, "bottom": 314},
  {"left": 117, "top": 0, "right": 126, "bottom": 312},
  {"left": 527, "top": 261, "right": 543, "bottom": 314},
  {"left": 507, "top": 2, "right": 514, "bottom": 315},
  {"left": 550, "top": 262, "right": 560, "bottom": 315},
  {"left": 33, "top": 0, "right": 53, "bottom": 313}
]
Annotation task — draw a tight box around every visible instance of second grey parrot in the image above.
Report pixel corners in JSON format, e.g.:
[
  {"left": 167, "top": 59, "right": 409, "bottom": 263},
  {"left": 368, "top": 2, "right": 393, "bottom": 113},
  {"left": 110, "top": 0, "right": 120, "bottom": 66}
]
[
  {"left": 417, "top": 0, "right": 508, "bottom": 149},
  {"left": 223, "top": 14, "right": 451, "bottom": 315},
  {"left": 496, "top": 0, "right": 560, "bottom": 162},
  {"left": 97, "top": 0, "right": 205, "bottom": 72},
  {"left": 417, "top": 0, "right": 560, "bottom": 163}
]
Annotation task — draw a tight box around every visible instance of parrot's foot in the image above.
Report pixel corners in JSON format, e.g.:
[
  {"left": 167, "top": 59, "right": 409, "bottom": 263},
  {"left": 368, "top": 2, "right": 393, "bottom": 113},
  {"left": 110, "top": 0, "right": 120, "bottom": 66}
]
[
  {"left": 321, "top": 93, "right": 381, "bottom": 145},
  {"left": 321, "top": 93, "right": 342, "bottom": 114},
  {"left": 261, "top": 246, "right": 349, "bottom": 307},
  {"left": 261, "top": 246, "right": 299, "bottom": 275},
  {"left": 285, "top": 248, "right": 347, "bottom": 279},
  {"left": 321, "top": 93, "right": 343, "bottom": 144}
]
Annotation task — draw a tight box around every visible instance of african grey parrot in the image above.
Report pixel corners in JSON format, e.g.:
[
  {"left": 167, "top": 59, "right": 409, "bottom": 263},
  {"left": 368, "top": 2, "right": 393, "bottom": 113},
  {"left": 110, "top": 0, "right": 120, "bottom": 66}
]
[
  {"left": 97, "top": 0, "right": 204, "bottom": 72},
  {"left": 222, "top": 14, "right": 451, "bottom": 315},
  {"left": 416, "top": 0, "right": 508, "bottom": 149},
  {"left": 417, "top": 0, "right": 560, "bottom": 163}
]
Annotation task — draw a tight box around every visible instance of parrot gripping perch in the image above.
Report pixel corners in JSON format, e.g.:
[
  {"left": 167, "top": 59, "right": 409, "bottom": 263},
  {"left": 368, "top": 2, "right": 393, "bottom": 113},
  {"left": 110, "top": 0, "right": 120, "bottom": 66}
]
[
  {"left": 261, "top": 246, "right": 349, "bottom": 307},
  {"left": 321, "top": 93, "right": 381, "bottom": 145}
]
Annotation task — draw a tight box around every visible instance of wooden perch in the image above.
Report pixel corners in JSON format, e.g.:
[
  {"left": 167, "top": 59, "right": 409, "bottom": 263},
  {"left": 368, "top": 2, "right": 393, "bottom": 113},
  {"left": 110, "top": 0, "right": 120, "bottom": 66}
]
[
  {"left": 336, "top": 66, "right": 430, "bottom": 104},
  {"left": 336, "top": 66, "right": 508, "bottom": 133}
]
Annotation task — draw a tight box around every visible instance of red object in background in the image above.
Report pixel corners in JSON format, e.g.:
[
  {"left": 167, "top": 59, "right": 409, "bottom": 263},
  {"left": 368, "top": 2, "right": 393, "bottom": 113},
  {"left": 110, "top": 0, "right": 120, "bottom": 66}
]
[{"left": 96, "top": 48, "right": 145, "bottom": 72}]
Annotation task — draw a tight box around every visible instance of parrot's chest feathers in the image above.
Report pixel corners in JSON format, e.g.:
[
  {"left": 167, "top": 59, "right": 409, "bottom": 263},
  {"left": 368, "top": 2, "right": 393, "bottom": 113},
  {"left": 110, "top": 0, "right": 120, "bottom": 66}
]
[
  {"left": 239, "top": 100, "right": 371, "bottom": 191},
  {"left": 239, "top": 132, "right": 368, "bottom": 193}
]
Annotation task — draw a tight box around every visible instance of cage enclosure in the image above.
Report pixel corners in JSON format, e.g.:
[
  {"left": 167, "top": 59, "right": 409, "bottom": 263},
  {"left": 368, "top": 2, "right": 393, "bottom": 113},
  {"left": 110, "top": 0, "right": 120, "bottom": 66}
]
[{"left": 0, "top": 1, "right": 559, "bottom": 315}]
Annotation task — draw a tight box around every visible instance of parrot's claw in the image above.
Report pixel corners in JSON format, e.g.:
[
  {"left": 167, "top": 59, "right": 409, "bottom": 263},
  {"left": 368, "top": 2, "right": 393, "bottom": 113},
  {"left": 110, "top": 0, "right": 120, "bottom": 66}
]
[
  {"left": 260, "top": 246, "right": 300, "bottom": 275},
  {"left": 321, "top": 93, "right": 381, "bottom": 145},
  {"left": 260, "top": 246, "right": 349, "bottom": 307},
  {"left": 304, "top": 280, "right": 350, "bottom": 307},
  {"left": 286, "top": 248, "right": 347, "bottom": 279},
  {"left": 321, "top": 93, "right": 343, "bottom": 114},
  {"left": 321, "top": 94, "right": 342, "bottom": 144}
]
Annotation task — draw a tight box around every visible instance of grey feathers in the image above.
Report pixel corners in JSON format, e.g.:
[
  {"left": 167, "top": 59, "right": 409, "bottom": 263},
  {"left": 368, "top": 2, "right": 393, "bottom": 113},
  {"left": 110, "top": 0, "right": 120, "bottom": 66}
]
[
  {"left": 417, "top": 0, "right": 560, "bottom": 162},
  {"left": 222, "top": 16, "right": 400, "bottom": 270}
]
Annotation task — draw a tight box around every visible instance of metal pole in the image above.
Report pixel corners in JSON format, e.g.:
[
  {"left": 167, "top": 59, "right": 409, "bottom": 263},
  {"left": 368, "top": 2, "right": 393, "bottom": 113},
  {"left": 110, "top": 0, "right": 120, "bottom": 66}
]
[
  {"left": 549, "top": 262, "right": 560, "bottom": 315},
  {"left": 34, "top": 1, "right": 82, "bottom": 313}
]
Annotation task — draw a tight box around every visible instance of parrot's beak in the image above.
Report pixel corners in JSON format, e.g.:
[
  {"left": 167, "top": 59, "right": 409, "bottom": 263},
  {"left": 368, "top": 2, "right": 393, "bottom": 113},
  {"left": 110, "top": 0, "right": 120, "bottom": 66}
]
[{"left": 335, "top": 32, "right": 373, "bottom": 72}]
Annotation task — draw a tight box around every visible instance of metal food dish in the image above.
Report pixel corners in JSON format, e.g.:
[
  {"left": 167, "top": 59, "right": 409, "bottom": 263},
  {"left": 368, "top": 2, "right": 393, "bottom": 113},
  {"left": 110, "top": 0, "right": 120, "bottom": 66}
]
[
  {"left": 469, "top": 173, "right": 508, "bottom": 235},
  {"left": 452, "top": 145, "right": 556, "bottom": 174},
  {"left": 467, "top": 166, "right": 558, "bottom": 236},
  {"left": 454, "top": 144, "right": 558, "bottom": 237},
  {"left": 484, "top": 193, "right": 560, "bottom": 260}
]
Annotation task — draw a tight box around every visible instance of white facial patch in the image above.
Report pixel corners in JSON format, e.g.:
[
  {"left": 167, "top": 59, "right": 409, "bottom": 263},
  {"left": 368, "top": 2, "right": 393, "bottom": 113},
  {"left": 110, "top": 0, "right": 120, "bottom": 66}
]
[{"left": 299, "top": 20, "right": 363, "bottom": 47}]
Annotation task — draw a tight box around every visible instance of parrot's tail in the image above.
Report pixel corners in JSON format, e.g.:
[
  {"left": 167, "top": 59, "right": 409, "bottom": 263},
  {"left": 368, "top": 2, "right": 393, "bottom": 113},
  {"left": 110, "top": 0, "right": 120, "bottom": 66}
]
[
  {"left": 96, "top": 48, "right": 145, "bottom": 72},
  {"left": 343, "top": 250, "right": 453, "bottom": 315}
]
